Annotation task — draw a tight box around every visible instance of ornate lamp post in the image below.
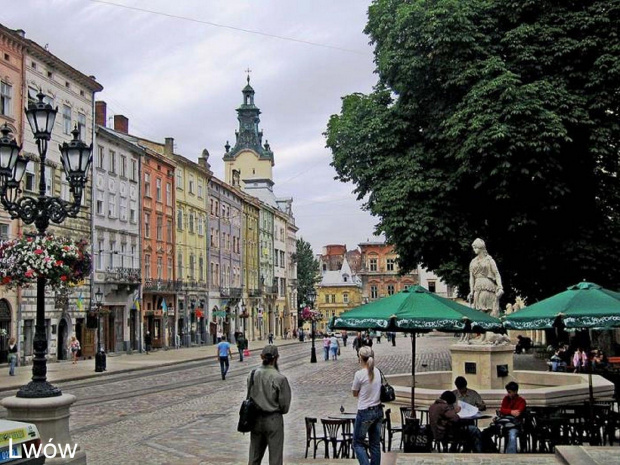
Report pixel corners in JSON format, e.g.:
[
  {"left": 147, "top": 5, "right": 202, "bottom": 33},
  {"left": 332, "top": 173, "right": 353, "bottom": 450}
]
[
  {"left": 93, "top": 287, "right": 106, "bottom": 372},
  {"left": 307, "top": 289, "right": 317, "bottom": 363},
  {"left": 0, "top": 93, "right": 92, "bottom": 398}
]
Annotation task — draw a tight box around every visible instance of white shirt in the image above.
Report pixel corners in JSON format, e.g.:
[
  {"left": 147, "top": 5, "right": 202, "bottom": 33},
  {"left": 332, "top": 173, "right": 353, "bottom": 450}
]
[{"left": 352, "top": 367, "right": 382, "bottom": 410}]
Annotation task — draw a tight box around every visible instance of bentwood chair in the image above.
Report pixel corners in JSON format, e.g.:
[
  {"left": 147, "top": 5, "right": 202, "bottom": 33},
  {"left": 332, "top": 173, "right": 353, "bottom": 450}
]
[
  {"left": 304, "top": 417, "right": 327, "bottom": 459},
  {"left": 321, "top": 418, "right": 353, "bottom": 458}
]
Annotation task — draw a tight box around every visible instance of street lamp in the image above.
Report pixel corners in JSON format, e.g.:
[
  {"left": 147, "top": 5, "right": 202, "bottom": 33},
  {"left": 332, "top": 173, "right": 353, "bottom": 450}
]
[
  {"left": 93, "top": 287, "right": 106, "bottom": 372},
  {"left": 307, "top": 288, "right": 317, "bottom": 363},
  {"left": 0, "top": 93, "right": 92, "bottom": 398}
]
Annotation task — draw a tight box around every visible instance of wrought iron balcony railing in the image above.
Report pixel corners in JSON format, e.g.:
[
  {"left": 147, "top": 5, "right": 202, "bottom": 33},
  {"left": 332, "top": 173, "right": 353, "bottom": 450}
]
[{"left": 104, "top": 267, "right": 141, "bottom": 283}]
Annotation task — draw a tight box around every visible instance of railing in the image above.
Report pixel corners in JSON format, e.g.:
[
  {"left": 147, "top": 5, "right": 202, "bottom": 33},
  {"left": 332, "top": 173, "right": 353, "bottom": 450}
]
[
  {"left": 263, "top": 285, "right": 278, "bottom": 295},
  {"left": 104, "top": 267, "right": 141, "bottom": 283},
  {"left": 219, "top": 287, "right": 243, "bottom": 298},
  {"left": 144, "top": 279, "right": 178, "bottom": 292},
  {"left": 177, "top": 280, "right": 207, "bottom": 291},
  {"left": 248, "top": 288, "right": 262, "bottom": 297}
]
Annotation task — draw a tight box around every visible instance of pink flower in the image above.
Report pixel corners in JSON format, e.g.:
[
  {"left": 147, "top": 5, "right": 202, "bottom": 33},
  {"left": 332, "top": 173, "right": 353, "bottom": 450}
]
[
  {"left": 25, "top": 270, "right": 34, "bottom": 278},
  {"left": 60, "top": 275, "right": 67, "bottom": 282},
  {"left": 34, "top": 248, "right": 43, "bottom": 255},
  {"left": 55, "top": 260, "right": 63, "bottom": 266}
]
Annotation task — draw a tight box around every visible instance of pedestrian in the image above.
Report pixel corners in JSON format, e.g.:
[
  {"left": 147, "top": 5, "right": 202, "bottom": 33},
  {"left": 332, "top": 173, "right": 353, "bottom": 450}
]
[
  {"left": 8, "top": 337, "right": 17, "bottom": 376},
  {"left": 248, "top": 345, "right": 292, "bottom": 465},
  {"left": 363, "top": 332, "right": 374, "bottom": 348},
  {"left": 375, "top": 331, "right": 382, "bottom": 344},
  {"left": 351, "top": 346, "right": 383, "bottom": 465},
  {"left": 217, "top": 335, "right": 232, "bottom": 380},
  {"left": 391, "top": 331, "right": 396, "bottom": 347},
  {"left": 452, "top": 376, "right": 486, "bottom": 410},
  {"left": 329, "top": 333, "right": 339, "bottom": 361},
  {"left": 323, "top": 334, "right": 331, "bottom": 361},
  {"left": 352, "top": 331, "right": 363, "bottom": 355},
  {"left": 342, "top": 331, "right": 348, "bottom": 348},
  {"left": 573, "top": 347, "right": 588, "bottom": 373},
  {"left": 69, "top": 335, "right": 81, "bottom": 364},
  {"left": 237, "top": 332, "right": 246, "bottom": 362},
  {"left": 144, "top": 331, "right": 152, "bottom": 355},
  {"left": 429, "top": 391, "right": 481, "bottom": 452},
  {"left": 268, "top": 332, "right": 274, "bottom": 345}
]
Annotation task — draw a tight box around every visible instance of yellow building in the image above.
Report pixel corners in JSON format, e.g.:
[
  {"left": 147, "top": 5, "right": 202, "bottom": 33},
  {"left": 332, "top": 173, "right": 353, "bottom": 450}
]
[
  {"left": 314, "top": 258, "right": 363, "bottom": 334},
  {"left": 241, "top": 192, "right": 260, "bottom": 341}
]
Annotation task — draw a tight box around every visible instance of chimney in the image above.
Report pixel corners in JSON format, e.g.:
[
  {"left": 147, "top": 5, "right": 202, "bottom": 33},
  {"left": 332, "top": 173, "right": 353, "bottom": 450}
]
[
  {"left": 95, "top": 101, "right": 107, "bottom": 127},
  {"left": 114, "top": 115, "right": 129, "bottom": 134},
  {"left": 164, "top": 137, "right": 174, "bottom": 156}
]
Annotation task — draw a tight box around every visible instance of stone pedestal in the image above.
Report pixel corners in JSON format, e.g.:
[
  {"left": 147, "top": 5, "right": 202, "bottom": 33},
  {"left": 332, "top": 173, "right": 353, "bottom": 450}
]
[
  {"left": 1, "top": 394, "right": 86, "bottom": 464},
  {"left": 450, "top": 344, "right": 515, "bottom": 390}
]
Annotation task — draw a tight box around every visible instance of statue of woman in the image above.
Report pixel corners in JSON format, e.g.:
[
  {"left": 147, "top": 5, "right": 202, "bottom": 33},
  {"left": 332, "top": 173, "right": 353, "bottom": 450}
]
[{"left": 468, "top": 238, "right": 503, "bottom": 318}]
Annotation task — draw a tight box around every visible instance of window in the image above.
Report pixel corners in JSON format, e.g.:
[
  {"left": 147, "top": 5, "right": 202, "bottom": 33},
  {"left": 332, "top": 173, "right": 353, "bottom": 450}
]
[
  {"left": 167, "top": 257, "right": 173, "bottom": 278},
  {"left": 157, "top": 257, "right": 163, "bottom": 279},
  {"left": 198, "top": 183, "right": 203, "bottom": 198},
  {"left": 96, "top": 190, "right": 104, "bottom": 215},
  {"left": 120, "top": 243, "right": 127, "bottom": 267},
  {"left": 130, "top": 159, "right": 137, "bottom": 181},
  {"left": 144, "top": 213, "right": 150, "bottom": 238},
  {"left": 25, "top": 162, "right": 35, "bottom": 191},
  {"left": 199, "top": 257, "right": 204, "bottom": 281},
  {"left": 280, "top": 251, "right": 285, "bottom": 268},
  {"left": 131, "top": 245, "right": 137, "bottom": 268},
  {"left": 166, "top": 219, "right": 173, "bottom": 242},
  {"left": 108, "top": 194, "right": 116, "bottom": 218},
  {"left": 428, "top": 281, "right": 436, "bottom": 293},
  {"left": 166, "top": 183, "right": 171, "bottom": 205},
  {"left": 176, "top": 171, "right": 183, "bottom": 190},
  {"left": 387, "top": 284, "right": 395, "bottom": 295},
  {"left": 144, "top": 254, "right": 151, "bottom": 280},
  {"left": 324, "top": 294, "right": 329, "bottom": 304},
  {"left": 119, "top": 197, "right": 127, "bottom": 221},
  {"left": 24, "top": 320, "right": 33, "bottom": 357},
  {"left": 371, "top": 285, "right": 378, "bottom": 299},
  {"left": 45, "top": 166, "right": 53, "bottom": 196},
  {"left": 0, "top": 81, "right": 12, "bottom": 116},
  {"left": 189, "top": 176, "right": 195, "bottom": 194},
  {"left": 97, "top": 146, "right": 104, "bottom": 168},
  {"left": 177, "top": 209, "right": 184, "bottom": 230},
  {"left": 369, "top": 258, "right": 378, "bottom": 272},
  {"left": 156, "top": 216, "right": 163, "bottom": 240},
  {"left": 197, "top": 215, "right": 204, "bottom": 235},
  {"left": 189, "top": 254, "right": 195, "bottom": 280},
  {"left": 130, "top": 203, "right": 137, "bottom": 223},
  {"left": 387, "top": 258, "right": 395, "bottom": 271},
  {"left": 177, "top": 252, "right": 183, "bottom": 279},
  {"left": 144, "top": 172, "right": 151, "bottom": 197},
  {"left": 188, "top": 212, "right": 194, "bottom": 233},
  {"left": 77, "top": 113, "right": 86, "bottom": 140},
  {"left": 62, "top": 105, "right": 71, "bottom": 134},
  {"left": 156, "top": 178, "right": 162, "bottom": 202},
  {"left": 109, "top": 150, "right": 116, "bottom": 174},
  {"left": 109, "top": 241, "right": 116, "bottom": 268},
  {"left": 0, "top": 223, "right": 8, "bottom": 240},
  {"left": 274, "top": 250, "right": 279, "bottom": 267},
  {"left": 331, "top": 294, "right": 336, "bottom": 303},
  {"left": 343, "top": 293, "right": 349, "bottom": 304},
  {"left": 120, "top": 155, "right": 127, "bottom": 177},
  {"left": 210, "top": 199, "right": 214, "bottom": 215}
]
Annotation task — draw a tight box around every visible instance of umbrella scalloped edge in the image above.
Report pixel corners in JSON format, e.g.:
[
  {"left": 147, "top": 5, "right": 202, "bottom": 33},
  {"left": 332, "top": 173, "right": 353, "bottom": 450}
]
[{"left": 564, "top": 315, "right": 620, "bottom": 329}]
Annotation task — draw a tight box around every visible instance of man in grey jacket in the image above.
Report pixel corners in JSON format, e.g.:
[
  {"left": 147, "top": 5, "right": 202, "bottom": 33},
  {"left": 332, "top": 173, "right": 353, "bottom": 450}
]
[{"left": 248, "top": 345, "right": 292, "bottom": 465}]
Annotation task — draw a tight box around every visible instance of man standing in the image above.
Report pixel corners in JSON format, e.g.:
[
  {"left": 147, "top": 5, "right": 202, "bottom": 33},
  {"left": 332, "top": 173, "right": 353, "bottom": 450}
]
[
  {"left": 352, "top": 331, "right": 363, "bottom": 355},
  {"left": 452, "top": 376, "right": 486, "bottom": 411},
  {"left": 216, "top": 335, "right": 232, "bottom": 380},
  {"left": 248, "top": 345, "right": 292, "bottom": 465},
  {"left": 237, "top": 333, "right": 246, "bottom": 362},
  {"left": 144, "top": 331, "right": 152, "bottom": 355}
]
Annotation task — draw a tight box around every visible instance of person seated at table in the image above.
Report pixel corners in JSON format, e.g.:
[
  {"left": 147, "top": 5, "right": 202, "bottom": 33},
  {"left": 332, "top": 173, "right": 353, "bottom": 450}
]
[
  {"left": 429, "top": 391, "right": 481, "bottom": 452},
  {"left": 550, "top": 349, "right": 567, "bottom": 372},
  {"left": 514, "top": 335, "right": 532, "bottom": 354},
  {"left": 591, "top": 349, "right": 609, "bottom": 370},
  {"left": 452, "top": 376, "right": 486, "bottom": 411},
  {"left": 498, "top": 381, "right": 526, "bottom": 454}
]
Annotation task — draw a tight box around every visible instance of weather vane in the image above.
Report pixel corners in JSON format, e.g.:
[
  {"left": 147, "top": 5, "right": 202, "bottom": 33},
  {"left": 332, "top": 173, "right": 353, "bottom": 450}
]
[{"left": 245, "top": 67, "right": 252, "bottom": 83}]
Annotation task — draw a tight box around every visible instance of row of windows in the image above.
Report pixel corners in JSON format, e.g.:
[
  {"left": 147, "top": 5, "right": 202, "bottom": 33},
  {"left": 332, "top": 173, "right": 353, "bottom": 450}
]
[
  {"left": 97, "top": 146, "right": 139, "bottom": 181},
  {"left": 96, "top": 240, "right": 138, "bottom": 270},
  {"left": 177, "top": 209, "right": 206, "bottom": 235},
  {"left": 27, "top": 88, "right": 87, "bottom": 139},
  {"left": 366, "top": 257, "right": 397, "bottom": 272},
  {"left": 30, "top": 60, "right": 87, "bottom": 97},
  {"left": 144, "top": 213, "right": 174, "bottom": 242},
  {"left": 323, "top": 293, "right": 350, "bottom": 304},
  {"left": 95, "top": 191, "right": 138, "bottom": 222},
  {"left": 273, "top": 249, "right": 286, "bottom": 268},
  {"left": 144, "top": 172, "right": 173, "bottom": 204},
  {"left": 176, "top": 171, "right": 205, "bottom": 198}
]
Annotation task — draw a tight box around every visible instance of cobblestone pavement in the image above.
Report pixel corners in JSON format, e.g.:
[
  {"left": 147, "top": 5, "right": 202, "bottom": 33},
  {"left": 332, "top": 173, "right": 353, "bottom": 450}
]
[{"left": 64, "top": 336, "right": 553, "bottom": 464}]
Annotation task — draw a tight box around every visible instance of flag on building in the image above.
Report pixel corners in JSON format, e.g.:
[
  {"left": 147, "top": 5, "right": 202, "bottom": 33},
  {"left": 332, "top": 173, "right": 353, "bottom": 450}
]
[
  {"left": 134, "top": 299, "right": 140, "bottom": 312},
  {"left": 161, "top": 298, "right": 168, "bottom": 313},
  {"left": 76, "top": 293, "right": 84, "bottom": 312}
]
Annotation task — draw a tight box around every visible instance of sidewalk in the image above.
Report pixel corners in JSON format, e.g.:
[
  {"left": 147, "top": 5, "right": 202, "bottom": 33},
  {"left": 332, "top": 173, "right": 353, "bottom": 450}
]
[{"left": 0, "top": 337, "right": 300, "bottom": 393}]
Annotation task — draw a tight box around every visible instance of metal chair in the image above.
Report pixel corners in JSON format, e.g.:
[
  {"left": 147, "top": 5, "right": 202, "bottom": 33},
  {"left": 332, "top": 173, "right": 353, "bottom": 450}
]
[
  {"left": 304, "top": 417, "right": 327, "bottom": 459},
  {"left": 399, "top": 407, "right": 414, "bottom": 449}
]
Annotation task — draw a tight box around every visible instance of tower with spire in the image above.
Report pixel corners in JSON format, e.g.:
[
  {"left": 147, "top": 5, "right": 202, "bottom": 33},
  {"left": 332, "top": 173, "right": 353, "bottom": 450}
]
[{"left": 223, "top": 73, "right": 274, "bottom": 188}]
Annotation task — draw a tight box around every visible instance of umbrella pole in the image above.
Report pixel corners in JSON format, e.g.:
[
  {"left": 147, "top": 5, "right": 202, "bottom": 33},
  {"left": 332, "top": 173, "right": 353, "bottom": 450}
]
[{"left": 411, "top": 332, "right": 416, "bottom": 414}]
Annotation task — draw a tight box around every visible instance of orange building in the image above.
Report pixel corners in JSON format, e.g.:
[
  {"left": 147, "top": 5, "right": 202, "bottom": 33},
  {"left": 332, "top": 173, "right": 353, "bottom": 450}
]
[{"left": 357, "top": 241, "right": 418, "bottom": 302}]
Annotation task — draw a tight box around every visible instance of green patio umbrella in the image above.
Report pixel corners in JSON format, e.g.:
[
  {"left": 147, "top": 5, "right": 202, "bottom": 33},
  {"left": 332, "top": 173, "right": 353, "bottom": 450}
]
[
  {"left": 503, "top": 282, "right": 620, "bottom": 330},
  {"left": 330, "top": 285, "right": 502, "bottom": 409}
]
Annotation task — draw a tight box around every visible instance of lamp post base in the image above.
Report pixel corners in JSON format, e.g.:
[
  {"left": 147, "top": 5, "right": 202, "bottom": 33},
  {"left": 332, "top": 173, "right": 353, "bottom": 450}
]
[
  {"left": 95, "top": 351, "right": 106, "bottom": 372},
  {"left": 310, "top": 346, "right": 317, "bottom": 363},
  {"left": 16, "top": 380, "right": 62, "bottom": 399}
]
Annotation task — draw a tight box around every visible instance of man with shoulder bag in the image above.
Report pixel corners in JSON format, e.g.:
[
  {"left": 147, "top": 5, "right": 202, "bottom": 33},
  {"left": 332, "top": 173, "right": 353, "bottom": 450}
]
[{"left": 247, "top": 345, "right": 292, "bottom": 465}]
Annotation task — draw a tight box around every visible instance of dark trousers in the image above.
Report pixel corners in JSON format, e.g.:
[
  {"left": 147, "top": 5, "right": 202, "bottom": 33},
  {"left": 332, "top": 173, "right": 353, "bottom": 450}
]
[
  {"left": 219, "top": 356, "right": 229, "bottom": 379},
  {"left": 249, "top": 413, "right": 284, "bottom": 465}
]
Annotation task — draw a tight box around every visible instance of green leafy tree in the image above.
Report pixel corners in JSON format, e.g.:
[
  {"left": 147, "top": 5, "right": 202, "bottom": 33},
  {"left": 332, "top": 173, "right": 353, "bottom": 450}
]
[
  {"left": 293, "top": 238, "right": 321, "bottom": 317},
  {"left": 326, "top": 0, "right": 620, "bottom": 301}
]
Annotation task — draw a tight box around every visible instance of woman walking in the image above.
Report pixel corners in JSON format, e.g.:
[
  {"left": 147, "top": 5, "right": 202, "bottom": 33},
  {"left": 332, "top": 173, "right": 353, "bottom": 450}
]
[
  {"left": 8, "top": 337, "right": 17, "bottom": 376},
  {"left": 69, "top": 335, "right": 80, "bottom": 364},
  {"left": 352, "top": 346, "right": 383, "bottom": 465}
]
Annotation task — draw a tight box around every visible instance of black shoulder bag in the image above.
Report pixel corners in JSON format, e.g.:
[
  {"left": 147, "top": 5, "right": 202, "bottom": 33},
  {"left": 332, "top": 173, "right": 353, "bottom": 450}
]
[
  {"left": 379, "top": 369, "right": 396, "bottom": 402},
  {"left": 237, "top": 369, "right": 259, "bottom": 433}
]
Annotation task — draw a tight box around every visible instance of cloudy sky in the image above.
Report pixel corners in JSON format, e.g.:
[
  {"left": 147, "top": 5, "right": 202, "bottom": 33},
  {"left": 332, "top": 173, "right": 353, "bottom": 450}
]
[{"left": 2, "top": 0, "right": 383, "bottom": 254}]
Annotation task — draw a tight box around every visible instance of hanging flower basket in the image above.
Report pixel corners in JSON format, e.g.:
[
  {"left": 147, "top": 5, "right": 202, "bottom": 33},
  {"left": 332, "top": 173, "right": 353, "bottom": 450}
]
[
  {"left": 300, "top": 306, "right": 322, "bottom": 322},
  {"left": 0, "top": 235, "right": 91, "bottom": 289}
]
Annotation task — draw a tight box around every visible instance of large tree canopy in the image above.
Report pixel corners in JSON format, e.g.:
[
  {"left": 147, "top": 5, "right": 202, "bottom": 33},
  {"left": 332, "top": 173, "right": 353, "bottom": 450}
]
[
  {"left": 293, "top": 238, "right": 321, "bottom": 316},
  {"left": 326, "top": 0, "right": 620, "bottom": 301}
]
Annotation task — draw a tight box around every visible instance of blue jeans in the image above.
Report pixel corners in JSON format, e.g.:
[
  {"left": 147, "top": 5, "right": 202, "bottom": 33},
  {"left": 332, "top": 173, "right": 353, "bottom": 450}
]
[
  {"left": 354, "top": 405, "right": 383, "bottom": 465},
  {"left": 8, "top": 354, "right": 16, "bottom": 376},
  {"left": 324, "top": 347, "right": 329, "bottom": 361},
  {"left": 219, "top": 356, "right": 229, "bottom": 379},
  {"left": 506, "top": 427, "right": 519, "bottom": 453}
]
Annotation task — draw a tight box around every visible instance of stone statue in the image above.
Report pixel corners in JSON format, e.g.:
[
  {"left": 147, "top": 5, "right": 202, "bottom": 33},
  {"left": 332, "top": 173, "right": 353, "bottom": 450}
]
[
  {"left": 463, "top": 238, "right": 504, "bottom": 344},
  {"left": 505, "top": 303, "right": 514, "bottom": 315}
]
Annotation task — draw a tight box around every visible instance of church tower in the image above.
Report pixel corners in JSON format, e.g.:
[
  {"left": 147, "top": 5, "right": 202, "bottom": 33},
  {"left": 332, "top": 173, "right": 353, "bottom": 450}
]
[{"left": 223, "top": 75, "right": 275, "bottom": 188}]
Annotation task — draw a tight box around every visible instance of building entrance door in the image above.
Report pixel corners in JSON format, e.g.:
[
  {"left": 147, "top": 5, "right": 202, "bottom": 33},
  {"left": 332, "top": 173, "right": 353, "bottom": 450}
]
[{"left": 57, "top": 318, "right": 68, "bottom": 360}]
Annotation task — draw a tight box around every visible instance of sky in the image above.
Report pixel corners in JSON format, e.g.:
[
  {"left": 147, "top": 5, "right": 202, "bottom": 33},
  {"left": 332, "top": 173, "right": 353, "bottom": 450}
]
[{"left": 1, "top": 0, "right": 383, "bottom": 255}]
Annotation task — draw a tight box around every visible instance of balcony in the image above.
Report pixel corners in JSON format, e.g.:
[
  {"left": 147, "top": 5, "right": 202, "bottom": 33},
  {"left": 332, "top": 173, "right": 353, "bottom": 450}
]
[
  {"left": 104, "top": 267, "right": 141, "bottom": 284},
  {"left": 220, "top": 287, "right": 242, "bottom": 298},
  {"left": 263, "top": 285, "right": 278, "bottom": 295},
  {"left": 248, "top": 288, "right": 262, "bottom": 297},
  {"left": 144, "top": 279, "right": 178, "bottom": 292},
  {"left": 177, "top": 280, "right": 207, "bottom": 291}
]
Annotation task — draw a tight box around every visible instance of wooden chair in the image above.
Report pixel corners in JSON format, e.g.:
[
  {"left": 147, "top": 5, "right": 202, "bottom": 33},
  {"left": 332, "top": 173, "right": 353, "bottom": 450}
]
[
  {"left": 384, "top": 408, "right": 401, "bottom": 451},
  {"left": 304, "top": 417, "right": 327, "bottom": 459},
  {"left": 321, "top": 418, "right": 352, "bottom": 458},
  {"left": 399, "top": 407, "right": 414, "bottom": 449}
]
